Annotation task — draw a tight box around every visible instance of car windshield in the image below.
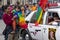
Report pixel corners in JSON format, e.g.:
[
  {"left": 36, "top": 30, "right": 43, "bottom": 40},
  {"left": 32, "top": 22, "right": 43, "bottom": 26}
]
[
  {"left": 30, "top": 12, "right": 37, "bottom": 23},
  {"left": 30, "top": 11, "right": 43, "bottom": 24}
]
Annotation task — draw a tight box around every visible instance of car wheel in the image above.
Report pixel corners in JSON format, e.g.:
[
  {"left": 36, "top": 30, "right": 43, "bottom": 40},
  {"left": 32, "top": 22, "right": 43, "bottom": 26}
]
[
  {"left": 22, "top": 30, "right": 32, "bottom": 40},
  {"left": 25, "top": 33, "right": 30, "bottom": 40}
]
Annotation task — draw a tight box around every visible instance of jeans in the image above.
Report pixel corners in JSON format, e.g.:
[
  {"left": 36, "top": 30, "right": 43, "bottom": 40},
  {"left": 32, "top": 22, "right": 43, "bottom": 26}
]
[
  {"left": 3, "top": 25, "right": 13, "bottom": 40},
  {"left": 15, "top": 25, "right": 20, "bottom": 33}
]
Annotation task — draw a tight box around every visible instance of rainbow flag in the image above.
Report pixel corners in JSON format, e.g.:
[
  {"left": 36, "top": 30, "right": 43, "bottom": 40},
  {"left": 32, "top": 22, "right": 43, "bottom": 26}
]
[
  {"left": 35, "top": 0, "right": 48, "bottom": 25},
  {"left": 40, "top": 0, "right": 48, "bottom": 9},
  {"left": 35, "top": 7, "right": 43, "bottom": 25},
  {"left": 35, "top": 7, "right": 42, "bottom": 20},
  {"left": 18, "top": 13, "right": 27, "bottom": 29}
]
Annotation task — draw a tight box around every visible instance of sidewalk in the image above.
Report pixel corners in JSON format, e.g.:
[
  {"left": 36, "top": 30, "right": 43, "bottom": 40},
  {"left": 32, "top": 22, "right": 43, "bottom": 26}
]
[
  {"left": 0, "top": 19, "right": 6, "bottom": 34},
  {"left": 0, "top": 20, "right": 22, "bottom": 40},
  {"left": 0, "top": 34, "right": 4, "bottom": 40},
  {"left": 0, "top": 19, "right": 5, "bottom": 40}
]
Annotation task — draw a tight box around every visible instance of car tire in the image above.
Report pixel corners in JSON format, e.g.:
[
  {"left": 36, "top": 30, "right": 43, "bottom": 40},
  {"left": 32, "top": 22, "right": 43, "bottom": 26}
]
[{"left": 22, "top": 30, "right": 32, "bottom": 40}]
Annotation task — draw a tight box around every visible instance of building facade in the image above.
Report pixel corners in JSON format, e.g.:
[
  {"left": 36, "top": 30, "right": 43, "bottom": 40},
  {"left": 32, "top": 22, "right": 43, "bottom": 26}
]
[
  {"left": 1, "top": 0, "right": 29, "bottom": 5},
  {"left": 1, "top": 0, "right": 38, "bottom": 5},
  {"left": 0, "top": 0, "right": 60, "bottom": 5}
]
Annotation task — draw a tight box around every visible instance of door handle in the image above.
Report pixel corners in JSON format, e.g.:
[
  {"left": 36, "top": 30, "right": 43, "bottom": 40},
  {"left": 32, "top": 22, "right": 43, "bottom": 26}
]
[{"left": 35, "top": 30, "right": 41, "bottom": 32}]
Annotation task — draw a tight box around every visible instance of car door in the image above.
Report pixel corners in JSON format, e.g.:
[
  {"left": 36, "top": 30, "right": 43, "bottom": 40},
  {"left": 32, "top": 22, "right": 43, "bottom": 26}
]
[
  {"left": 42, "top": 11, "right": 60, "bottom": 40},
  {"left": 42, "top": 25, "right": 57, "bottom": 40},
  {"left": 27, "top": 11, "right": 43, "bottom": 40},
  {"left": 28, "top": 24, "right": 57, "bottom": 40},
  {"left": 28, "top": 23, "right": 43, "bottom": 40}
]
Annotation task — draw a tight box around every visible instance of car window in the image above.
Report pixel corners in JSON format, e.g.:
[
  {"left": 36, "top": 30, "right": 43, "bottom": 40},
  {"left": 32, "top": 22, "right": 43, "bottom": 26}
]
[
  {"left": 30, "top": 12, "right": 37, "bottom": 23},
  {"left": 46, "top": 12, "right": 60, "bottom": 26}
]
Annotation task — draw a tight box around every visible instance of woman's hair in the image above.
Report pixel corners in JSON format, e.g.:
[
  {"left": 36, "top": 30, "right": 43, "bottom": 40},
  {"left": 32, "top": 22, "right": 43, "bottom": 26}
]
[
  {"left": 16, "top": 6, "right": 20, "bottom": 9},
  {"left": 3, "top": 5, "right": 9, "bottom": 12},
  {"left": 33, "top": 3, "right": 36, "bottom": 6}
]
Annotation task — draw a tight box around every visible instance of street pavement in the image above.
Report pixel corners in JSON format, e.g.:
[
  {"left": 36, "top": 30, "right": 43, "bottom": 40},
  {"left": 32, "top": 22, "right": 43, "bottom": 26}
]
[
  {"left": 0, "top": 19, "right": 22, "bottom": 40},
  {"left": 0, "top": 19, "right": 6, "bottom": 40}
]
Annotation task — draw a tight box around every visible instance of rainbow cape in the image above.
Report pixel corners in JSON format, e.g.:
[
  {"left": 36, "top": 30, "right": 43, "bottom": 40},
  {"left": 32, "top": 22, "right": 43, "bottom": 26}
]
[
  {"left": 12, "top": 11, "right": 27, "bottom": 30},
  {"left": 18, "top": 13, "right": 27, "bottom": 29}
]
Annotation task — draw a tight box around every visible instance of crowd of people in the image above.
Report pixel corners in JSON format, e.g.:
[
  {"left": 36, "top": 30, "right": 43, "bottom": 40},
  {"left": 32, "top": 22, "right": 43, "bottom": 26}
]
[{"left": 1, "top": 2, "right": 38, "bottom": 40}]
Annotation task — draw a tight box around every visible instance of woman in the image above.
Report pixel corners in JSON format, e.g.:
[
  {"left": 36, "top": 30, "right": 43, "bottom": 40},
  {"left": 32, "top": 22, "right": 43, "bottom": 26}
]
[{"left": 2, "top": 5, "right": 13, "bottom": 40}]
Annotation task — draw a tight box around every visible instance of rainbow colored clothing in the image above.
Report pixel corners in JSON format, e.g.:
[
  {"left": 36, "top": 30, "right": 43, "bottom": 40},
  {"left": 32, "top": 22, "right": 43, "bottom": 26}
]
[
  {"left": 14, "top": 11, "right": 27, "bottom": 29},
  {"left": 14, "top": 11, "right": 22, "bottom": 18}
]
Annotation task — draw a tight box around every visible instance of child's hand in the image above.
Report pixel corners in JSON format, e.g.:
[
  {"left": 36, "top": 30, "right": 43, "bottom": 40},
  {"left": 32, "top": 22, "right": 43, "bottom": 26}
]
[
  {"left": 12, "top": 15, "right": 17, "bottom": 20},
  {"left": 13, "top": 15, "right": 17, "bottom": 18}
]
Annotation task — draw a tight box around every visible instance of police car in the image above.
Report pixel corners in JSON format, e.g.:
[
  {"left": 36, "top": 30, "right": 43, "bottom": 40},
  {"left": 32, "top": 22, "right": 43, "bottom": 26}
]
[{"left": 25, "top": 6, "right": 60, "bottom": 40}]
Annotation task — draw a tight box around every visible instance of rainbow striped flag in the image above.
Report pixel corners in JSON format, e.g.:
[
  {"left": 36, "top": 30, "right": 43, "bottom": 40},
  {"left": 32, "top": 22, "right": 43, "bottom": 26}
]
[
  {"left": 35, "top": 0, "right": 48, "bottom": 25},
  {"left": 35, "top": 7, "right": 43, "bottom": 25}
]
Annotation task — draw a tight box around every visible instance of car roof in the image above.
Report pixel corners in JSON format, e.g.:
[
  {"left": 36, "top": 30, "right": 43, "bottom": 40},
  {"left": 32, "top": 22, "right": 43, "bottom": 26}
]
[
  {"left": 47, "top": 7, "right": 60, "bottom": 17},
  {"left": 48, "top": 8, "right": 60, "bottom": 12},
  {"left": 47, "top": 6, "right": 60, "bottom": 12}
]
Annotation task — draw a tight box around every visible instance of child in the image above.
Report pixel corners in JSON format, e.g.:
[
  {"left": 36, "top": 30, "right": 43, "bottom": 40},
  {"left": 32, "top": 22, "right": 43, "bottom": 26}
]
[
  {"left": 12, "top": 6, "right": 22, "bottom": 31},
  {"left": 13, "top": 6, "right": 27, "bottom": 30}
]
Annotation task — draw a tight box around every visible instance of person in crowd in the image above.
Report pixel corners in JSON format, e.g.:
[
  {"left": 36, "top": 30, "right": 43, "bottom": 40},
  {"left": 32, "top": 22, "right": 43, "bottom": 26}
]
[
  {"left": 31, "top": 3, "right": 37, "bottom": 11},
  {"left": 25, "top": 6, "right": 31, "bottom": 16},
  {"left": 12, "top": 6, "right": 16, "bottom": 14},
  {"left": 2, "top": 5, "right": 14, "bottom": 40},
  {"left": 27, "top": 4, "right": 32, "bottom": 12},
  {"left": 49, "top": 13, "right": 60, "bottom": 26},
  {"left": 53, "top": 1, "right": 58, "bottom": 6},
  {"left": 0, "top": 5, "right": 3, "bottom": 19},
  {"left": 21, "top": 6, "right": 25, "bottom": 17},
  {"left": 24, "top": 2, "right": 29, "bottom": 10},
  {"left": 14, "top": 6, "right": 28, "bottom": 40},
  {"left": 15, "top": 1, "right": 20, "bottom": 6}
]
